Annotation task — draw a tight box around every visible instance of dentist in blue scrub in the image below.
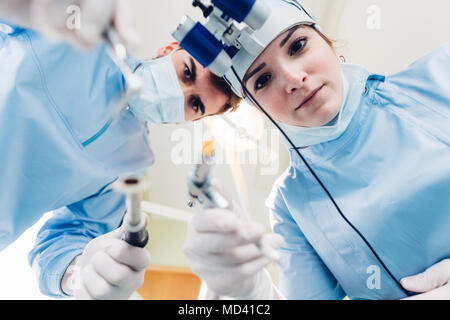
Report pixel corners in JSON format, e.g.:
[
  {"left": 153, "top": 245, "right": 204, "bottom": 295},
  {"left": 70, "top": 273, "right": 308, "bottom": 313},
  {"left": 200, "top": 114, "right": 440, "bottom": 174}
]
[
  {"left": 183, "top": 0, "right": 450, "bottom": 300},
  {"left": 0, "top": 4, "right": 240, "bottom": 299}
]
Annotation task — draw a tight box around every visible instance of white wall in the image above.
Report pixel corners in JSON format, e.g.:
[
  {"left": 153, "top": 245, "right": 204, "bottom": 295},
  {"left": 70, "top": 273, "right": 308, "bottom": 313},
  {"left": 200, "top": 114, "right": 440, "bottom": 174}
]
[{"left": 335, "top": 0, "right": 450, "bottom": 75}]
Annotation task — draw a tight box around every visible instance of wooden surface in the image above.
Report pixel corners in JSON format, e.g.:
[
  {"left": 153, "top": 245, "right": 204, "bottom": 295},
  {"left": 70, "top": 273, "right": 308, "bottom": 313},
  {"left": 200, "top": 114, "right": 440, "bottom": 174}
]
[{"left": 137, "top": 265, "right": 202, "bottom": 300}]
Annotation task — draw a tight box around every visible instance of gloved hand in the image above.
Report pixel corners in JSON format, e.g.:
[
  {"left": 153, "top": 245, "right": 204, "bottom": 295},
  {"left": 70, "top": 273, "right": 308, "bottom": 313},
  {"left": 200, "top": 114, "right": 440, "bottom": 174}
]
[
  {"left": 184, "top": 208, "right": 284, "bottom": 299},
  {"left": 71, "top": 225, "right": 150, "bottom": 300},
  {"left": 30, "top": 0, "right": 139, "bottom": 50},
  {"left": 401, "top": 259, "right": 450, "bottom": 300}
]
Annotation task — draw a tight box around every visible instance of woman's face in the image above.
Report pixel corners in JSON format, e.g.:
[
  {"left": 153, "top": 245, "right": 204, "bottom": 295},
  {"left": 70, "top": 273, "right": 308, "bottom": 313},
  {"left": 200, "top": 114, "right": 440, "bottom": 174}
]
[{"left": 243, "top": 25, "right": 343, "bottom": 127}]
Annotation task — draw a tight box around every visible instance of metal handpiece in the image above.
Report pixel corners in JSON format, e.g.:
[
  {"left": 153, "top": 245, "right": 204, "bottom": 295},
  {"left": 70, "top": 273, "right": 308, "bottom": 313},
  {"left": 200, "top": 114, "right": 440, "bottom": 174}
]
[
  {"left": 187, "top": 140, "right": 280, "bottom": 263},
  {"left": 187, "top": 141, "right": 230, "bottom": 209},
  {"left": 113, "top": 177, "right": 148, "bottom": 248}
]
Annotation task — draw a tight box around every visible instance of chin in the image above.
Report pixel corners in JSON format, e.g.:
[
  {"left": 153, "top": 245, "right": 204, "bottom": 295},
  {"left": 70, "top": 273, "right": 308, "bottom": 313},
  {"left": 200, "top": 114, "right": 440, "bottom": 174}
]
[{"left": 306, "top": 105, "right": 336, "bottom": 127}]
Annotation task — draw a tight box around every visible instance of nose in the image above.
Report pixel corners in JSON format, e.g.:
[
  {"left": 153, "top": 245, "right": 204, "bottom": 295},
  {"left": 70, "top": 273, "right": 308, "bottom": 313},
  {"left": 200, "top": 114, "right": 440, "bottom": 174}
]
[{"left": 281, "top": 63, "right": 307, "bottom": 94}]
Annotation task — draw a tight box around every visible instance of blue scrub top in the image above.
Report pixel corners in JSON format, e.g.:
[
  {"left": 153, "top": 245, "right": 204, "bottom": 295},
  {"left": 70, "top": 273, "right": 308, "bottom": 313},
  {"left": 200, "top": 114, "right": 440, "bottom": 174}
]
[
  {"left": 267, "top": 43, "right": 450, "bottom": 300},
  {"left": 0, "top": 23, "right": 154, "bottom": 296}
]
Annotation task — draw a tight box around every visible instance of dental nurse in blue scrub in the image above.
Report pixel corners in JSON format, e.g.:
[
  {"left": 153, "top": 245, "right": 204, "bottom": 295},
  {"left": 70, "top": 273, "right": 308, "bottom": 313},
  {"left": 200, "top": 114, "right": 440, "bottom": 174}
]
[
  {"left": 183, "top": 0, "right": 450, "bottom": 300},
  {"left": 0, "top": 18, "right": 240, "bottom": 299}
]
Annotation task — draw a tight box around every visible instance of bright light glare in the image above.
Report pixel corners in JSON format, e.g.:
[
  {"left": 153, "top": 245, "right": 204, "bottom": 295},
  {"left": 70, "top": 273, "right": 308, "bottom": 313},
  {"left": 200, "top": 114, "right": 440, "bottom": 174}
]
[{"left": 209, "top": 101, "right": 265, "bottom": 152}]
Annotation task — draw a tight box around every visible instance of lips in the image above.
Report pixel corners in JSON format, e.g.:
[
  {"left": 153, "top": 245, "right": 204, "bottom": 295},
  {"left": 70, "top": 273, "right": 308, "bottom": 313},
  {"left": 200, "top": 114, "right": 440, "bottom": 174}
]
[{"left": 296, "top": 85, "right": 324, "bottom": 110}]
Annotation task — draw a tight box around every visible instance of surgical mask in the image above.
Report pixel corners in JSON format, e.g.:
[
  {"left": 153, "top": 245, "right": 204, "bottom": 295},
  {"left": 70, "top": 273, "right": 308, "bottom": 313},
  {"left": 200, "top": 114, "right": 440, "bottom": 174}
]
[
  {"left": 277, "top": 63, "right": 370, "bottom": 147},
  {"left": 128, "top": 53, "right": 185, "bottom": 124}
]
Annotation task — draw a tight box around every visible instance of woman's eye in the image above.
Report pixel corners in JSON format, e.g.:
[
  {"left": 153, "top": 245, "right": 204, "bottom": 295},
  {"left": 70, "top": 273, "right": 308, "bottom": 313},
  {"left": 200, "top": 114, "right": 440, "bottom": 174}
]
[
  {"left": 254, "top": 73, "right": 271, "bottom": 91},
  {"left": 289, "top": 38, "right": 307, "bottom": 56}
]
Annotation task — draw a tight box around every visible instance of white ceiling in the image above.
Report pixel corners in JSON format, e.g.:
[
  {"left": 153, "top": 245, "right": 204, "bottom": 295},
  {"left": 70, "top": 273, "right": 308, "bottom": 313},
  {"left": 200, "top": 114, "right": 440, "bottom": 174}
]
[{"left": 335, "top": 0, "right": 450, "bottom": 75}]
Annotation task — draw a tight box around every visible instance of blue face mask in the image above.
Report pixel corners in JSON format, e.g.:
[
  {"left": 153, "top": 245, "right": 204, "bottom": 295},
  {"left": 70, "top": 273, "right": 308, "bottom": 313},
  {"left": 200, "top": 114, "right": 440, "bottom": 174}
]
[
  {"left": 128, "top": 54, "right": 185, "bottom": 124},
  {"left": 277, "top": 63, "right": 370, "bottom": 147}
]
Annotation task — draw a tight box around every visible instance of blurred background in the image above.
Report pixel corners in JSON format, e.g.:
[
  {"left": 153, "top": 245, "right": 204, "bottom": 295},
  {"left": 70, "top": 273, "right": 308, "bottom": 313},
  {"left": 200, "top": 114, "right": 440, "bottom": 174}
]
[{"left": 0, "top": 0, "right": 448, "bottom": 299}]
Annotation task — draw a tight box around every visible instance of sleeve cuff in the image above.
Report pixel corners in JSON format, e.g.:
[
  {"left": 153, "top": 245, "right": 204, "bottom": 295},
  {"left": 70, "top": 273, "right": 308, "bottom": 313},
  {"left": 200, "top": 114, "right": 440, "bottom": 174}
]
[{"left": 33, "top": 247, "right": 84, "bottom": 298}]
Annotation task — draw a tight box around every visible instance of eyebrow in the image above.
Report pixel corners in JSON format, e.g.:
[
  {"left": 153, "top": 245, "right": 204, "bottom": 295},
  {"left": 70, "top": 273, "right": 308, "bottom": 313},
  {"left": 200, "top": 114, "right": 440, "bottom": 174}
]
[
  {"left": 280, "top": 25, "right": 300, "bottom": 47},
  {"left": 189, "top": 57, "right": 197, "bottom": 83},
  {"left": 198, "top": 98, "right": 205, "bottom": 115},
  {"left": 185, "top": 57, "right": 207, "bottom": 117},
  {"left": 243, "top": 62, "right": 266, "bottom": 85},
  {"left": 243, "top": 25, "right": 303, "bottom": 86}
]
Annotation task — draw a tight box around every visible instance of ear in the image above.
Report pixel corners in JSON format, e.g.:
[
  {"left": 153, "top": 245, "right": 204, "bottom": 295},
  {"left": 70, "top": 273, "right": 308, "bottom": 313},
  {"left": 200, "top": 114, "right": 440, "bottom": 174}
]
[
  {"left": 156, "top": 41, "right": 180, "bottom": 57},
  {"left": 335, "top": 50, "right": 345, "bottom": 63}
]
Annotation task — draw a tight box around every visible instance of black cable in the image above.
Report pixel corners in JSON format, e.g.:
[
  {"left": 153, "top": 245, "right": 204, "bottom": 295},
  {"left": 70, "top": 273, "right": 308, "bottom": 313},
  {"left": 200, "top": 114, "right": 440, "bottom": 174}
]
[{"left": 231, "top": 66, "right": 410, "bottom": 297}]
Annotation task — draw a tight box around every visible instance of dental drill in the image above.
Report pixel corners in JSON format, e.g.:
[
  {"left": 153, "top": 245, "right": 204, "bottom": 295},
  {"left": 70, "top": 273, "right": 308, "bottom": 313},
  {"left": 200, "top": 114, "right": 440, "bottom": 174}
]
[
  {"left": 187, "top": 140, "right": 230, "bottom": 209},
  {"left": 113, "top": 177, "right": 149, "bottom": 248}
]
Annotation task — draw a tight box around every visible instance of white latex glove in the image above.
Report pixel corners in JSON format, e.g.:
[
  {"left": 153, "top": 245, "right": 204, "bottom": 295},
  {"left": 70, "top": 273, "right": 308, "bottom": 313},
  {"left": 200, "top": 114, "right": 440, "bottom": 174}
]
[
  {"left": 184, "top": 208, "right": 284, "bottom": 299},
  {"left": 401, "top": 259, "right": 450, "bottom": 300},
  {"left": 71, "top": 225, "right": 150, "bottom": 300},
  {"left": 28, "top": 0, "right": 139, "bottom": 50}
]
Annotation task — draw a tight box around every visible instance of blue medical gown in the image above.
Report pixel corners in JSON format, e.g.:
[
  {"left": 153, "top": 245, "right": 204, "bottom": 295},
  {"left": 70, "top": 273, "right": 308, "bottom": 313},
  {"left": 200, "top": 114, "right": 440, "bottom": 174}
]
[
  {"left": 0, "top": 23, "right": 154, "bottom": 296},
  {"left": 267, "top": 43, "right": 450, "bottom": 300}
]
